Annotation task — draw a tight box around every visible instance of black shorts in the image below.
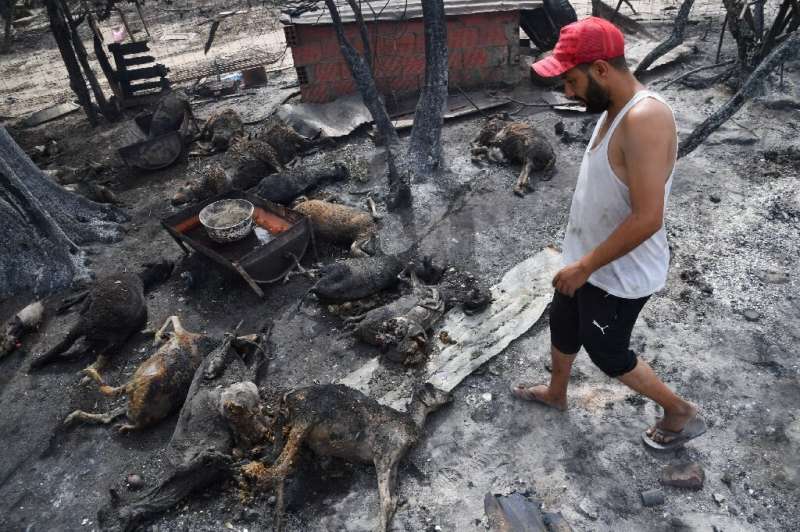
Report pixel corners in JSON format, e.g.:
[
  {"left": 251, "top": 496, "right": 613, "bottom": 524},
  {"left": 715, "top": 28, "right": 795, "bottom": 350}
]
[{"left": 549, "top": 283, "right": 650, "bottom": 377}]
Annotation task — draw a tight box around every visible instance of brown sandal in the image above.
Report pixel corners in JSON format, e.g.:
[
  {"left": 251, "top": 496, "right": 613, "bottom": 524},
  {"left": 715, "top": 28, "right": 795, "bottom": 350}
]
[{"left": 510, "top": 383, "right": 567, "bottom": 411}]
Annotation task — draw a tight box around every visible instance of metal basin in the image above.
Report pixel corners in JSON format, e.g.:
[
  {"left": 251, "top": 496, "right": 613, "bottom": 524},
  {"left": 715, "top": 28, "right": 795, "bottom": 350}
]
[{"left": 199, "top": 199, "right": 255, "bottom": 244}]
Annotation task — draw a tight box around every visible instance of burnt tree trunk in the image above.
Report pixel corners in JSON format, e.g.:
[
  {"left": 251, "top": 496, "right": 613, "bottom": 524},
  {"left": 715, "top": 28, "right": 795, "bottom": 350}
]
[
  {"left": 46, "top": 0, "right": 97, "bottom": 125},
  {"left": 1, "top": 0, "right": 13, "bottom": 52},
  {"left": 323, "top": 0, "right": 448, "bottom": 210},
  {"left": 0, "top": 127, "right": 126, "bottom": 300},
  {"left": 722, "top": 0, "right": 759, "bottom": 82},
  {"left": 324, "top": 0, "right": 398, "bottom": 147},
  {"left": 678, "top": 31, "right": 800, "bottom": 158},
  {"left": 634, "top": 0, "right": 695, "bottom": 75},
  {"left": 406, "top": 0, "right": 448, "bottom": 175}
]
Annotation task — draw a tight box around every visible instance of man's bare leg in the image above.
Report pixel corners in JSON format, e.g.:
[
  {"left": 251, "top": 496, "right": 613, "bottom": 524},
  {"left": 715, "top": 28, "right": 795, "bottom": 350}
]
[
  {"left": 513, "top": 345, "right": 575, "bottom": 411},
  {"left": 618, "top": 358, "right": 697, "bottom": 442}
]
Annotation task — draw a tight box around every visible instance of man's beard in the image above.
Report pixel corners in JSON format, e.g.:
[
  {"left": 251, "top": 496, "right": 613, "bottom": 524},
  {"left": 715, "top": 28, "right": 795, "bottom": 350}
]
[{"left": 581, "top": 74, "right": 611, "bottom": 113}]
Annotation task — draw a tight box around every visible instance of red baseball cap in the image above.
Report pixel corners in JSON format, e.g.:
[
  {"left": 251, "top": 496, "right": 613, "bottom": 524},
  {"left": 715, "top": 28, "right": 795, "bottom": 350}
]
[{"left": 532, "top": 17, "right": 625, "bottom": 77}]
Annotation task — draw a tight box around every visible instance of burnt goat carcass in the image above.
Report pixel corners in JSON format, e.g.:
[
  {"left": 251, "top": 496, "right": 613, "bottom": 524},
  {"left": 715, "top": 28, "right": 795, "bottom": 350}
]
[
  {"left": 64, "top": 315, "right": 226, "bottom": 432},
  {"left": 346, "top": 267, "right": 491, "bottom": 364},
  {"left": 255, "top": 162, "right": 349, "bottom": 205},
  {"left": 0, "top": 301, "right": 44, "bottom": 359},
  {"left": 96, "top": 326, "right": 270, "bottom": 532},
  {"left": 471, "top": 114, "right": 556, "bottom": 196},
  {"left": 292, "top": 198, "right": 379, "bottom": 257},
  {"left": 199, "top": 108, "right": 244, "bottom": 151},
  {"left": 310, "top": 254, "right": 405, "bottom": 303},
  {"left": 29, "top": 261, "right": 173, "bottom": 376},
  {"left": 242, "top": 383, "right": 452, "bottom": 532},
  {"left": 171, "top": 117, "right": 315, "bottom": 206}
]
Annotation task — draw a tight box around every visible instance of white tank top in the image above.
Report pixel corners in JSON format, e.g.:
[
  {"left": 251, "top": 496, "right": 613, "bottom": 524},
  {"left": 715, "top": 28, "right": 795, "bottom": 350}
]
[{"left": 562, "top": 90, "right": 676, "bottom": 299}]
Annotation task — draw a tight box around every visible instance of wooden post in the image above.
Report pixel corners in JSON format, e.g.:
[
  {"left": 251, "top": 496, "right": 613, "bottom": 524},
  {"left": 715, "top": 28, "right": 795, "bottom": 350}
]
[
  {"left": 46, "top": 0, "right": 97, "bottom": 125},
  {"left": 61, "top": 0, "right": 113, "bottom": 119}
]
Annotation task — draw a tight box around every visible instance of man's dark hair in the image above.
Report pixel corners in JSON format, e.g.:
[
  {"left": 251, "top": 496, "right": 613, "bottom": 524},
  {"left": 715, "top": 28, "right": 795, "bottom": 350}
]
[{"left": 578, "top": 56, "right": 629, "bottom": 72}]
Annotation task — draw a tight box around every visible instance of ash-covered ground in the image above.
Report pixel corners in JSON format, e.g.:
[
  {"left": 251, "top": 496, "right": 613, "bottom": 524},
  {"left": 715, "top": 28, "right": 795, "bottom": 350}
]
[{"left": 1, "top": 13, "right": 799, "bottom": 532}]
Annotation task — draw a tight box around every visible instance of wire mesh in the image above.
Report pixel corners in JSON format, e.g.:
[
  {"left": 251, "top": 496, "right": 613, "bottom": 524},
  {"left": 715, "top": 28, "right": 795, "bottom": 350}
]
[{"left": 0, "top": 0, "right": 788, "bottom": 119}]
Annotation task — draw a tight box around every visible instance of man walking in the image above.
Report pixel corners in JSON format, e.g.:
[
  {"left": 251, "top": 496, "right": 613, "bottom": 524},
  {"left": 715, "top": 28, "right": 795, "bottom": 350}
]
[{"left": 512, "top": 17, "right": 706, "bottom": 449}]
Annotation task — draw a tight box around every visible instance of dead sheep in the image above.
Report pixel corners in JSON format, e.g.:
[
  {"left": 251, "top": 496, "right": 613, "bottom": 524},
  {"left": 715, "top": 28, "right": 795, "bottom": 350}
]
[
  {"left": 291, "top": 198, "right": 378, "bottom": 257},
  {"left": 471, "top": 114, "right": 556, "bottom": 196},
  {"left": 200, "top": 108, "right": 244, "bottom": 151},
  {"left": 29, "top": 261, "right": 174, "bottom": 378},
  {"left": 242, "top": 383, "right": 452, "bottom": 532},
  {"left": 64, "top": 316, "right": 218, "bottom": 432}
]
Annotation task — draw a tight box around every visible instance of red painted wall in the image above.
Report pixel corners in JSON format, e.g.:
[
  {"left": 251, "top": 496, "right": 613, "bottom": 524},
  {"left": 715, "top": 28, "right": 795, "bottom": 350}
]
[{"left": 286, "top": 11, "right": 520, "bottom": 103}]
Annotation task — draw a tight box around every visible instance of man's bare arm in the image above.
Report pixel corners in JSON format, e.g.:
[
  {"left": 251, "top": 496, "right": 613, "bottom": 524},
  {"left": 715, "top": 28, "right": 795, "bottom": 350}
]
[{"left": 554, "top": 101, "right": 676, "bottom": 296}]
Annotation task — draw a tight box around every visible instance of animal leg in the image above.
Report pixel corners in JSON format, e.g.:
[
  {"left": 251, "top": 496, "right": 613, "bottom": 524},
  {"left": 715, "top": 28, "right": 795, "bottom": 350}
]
[
  {"left": 366, "top": 197, "right": 382, "bottom": 220},
  {"left": 343, "top": 312, "right": 368, "bottom": 329},
  {"left": 29, "top": 326, "right": 82, "bottom": 370},
  {"left": 374, "top": 449, "right": 405, "bottom": 532},
  {"left": 489, "top": 147, "right": 507, "bottom": 164},
  {"left": 79, "top": 354, "right": 111, "bottom": 386},
  {"left": 513, "top": 161, "right": 532, "bottom": 197},
  {"left": 242, "top": 423, "right": 310, "bottom": 532},
  {"left": 351, "top": 238, "right": 371, "bottom": 258},
  {"left": 282, "top": 252, "right": 317, "bottom": 284},
  {"left": 153, "top": 315, "right": 182, "bottom": 347},
  {"left": 81, "top": 366, "right": 127, "bottom": 398},
  {"left": 64, "top": 406, "right": 126, "bottom": 426},
  {"left": 116, "top": 421, "right": 145, "bottom": 434},
  {"left": 243, "top": 423, "right": 309, "bottom": 485}
]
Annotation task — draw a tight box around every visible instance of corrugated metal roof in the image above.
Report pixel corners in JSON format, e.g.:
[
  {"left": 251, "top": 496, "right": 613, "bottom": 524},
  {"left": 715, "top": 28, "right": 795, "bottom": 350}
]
[{"left": 283, "top": 0, "right": 541, "bottom": 25}]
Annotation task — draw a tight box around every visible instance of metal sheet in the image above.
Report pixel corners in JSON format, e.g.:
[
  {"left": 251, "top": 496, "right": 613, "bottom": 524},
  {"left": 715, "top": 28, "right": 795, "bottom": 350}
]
[
  {"left": 339, "top": 247, "right": 563, "bottom": 409},
  {"left": 284, "top": 0, "right": 542, "bottom": 25},
  {"left": 277, "top": 94, "right": 373, "bottom": 138}
]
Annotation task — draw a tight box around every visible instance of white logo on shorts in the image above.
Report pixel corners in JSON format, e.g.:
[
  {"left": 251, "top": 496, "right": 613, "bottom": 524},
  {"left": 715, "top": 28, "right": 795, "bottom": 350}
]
[{"left": 592, "top": 320, "right": 609, "bottom": 335}]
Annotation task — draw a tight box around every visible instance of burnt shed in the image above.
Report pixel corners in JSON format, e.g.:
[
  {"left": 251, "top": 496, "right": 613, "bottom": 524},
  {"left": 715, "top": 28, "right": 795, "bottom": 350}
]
[{"left": 282, "top": 0, "right": 542, "bottom": 104}]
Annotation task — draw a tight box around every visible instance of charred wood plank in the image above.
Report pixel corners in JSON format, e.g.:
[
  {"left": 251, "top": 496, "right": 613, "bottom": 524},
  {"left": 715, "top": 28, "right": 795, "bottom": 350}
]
[
  {"left": 117, "top": 64, "right": 168, "bottom": 82},
  {"left": 127, "top": 80, "right": 170, "bottom": 93},
  {"left": 122, "top": 55, "right": 156, "bottom": 66}
]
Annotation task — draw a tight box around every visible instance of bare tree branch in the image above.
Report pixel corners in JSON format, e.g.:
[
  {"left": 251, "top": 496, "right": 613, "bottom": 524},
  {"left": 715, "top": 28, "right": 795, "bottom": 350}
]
[{"left": 678, "top": 31, "right": 800, "bottom": 158}]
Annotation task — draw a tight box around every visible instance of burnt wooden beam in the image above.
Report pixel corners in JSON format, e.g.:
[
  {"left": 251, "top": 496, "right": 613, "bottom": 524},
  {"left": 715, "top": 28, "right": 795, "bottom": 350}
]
[{"left": 46, "top": 0, "right": 97, "bottom": 125}]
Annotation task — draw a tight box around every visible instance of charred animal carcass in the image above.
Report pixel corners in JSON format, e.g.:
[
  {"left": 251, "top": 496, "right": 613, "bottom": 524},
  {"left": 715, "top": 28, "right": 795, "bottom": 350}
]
[
  {"left": 200, "top": 108, "right": 244, "bottom": 151},
  {"left": 471, "top": 115, "right": 556, "bottom": 196},
  {"left": 171, "top": 117, "right": 317, "bottom": 206},
  {"left": 64, "top": 316, "right": 221, "bottom": 432},
  {"left": 96, "top": 327, "right": 271, "bottom": 532},
  {"left": 311, "top": 254, "right": 405, "bottom": 303},
  {"left": 171, "top": 162, "right": 230, "bottom": 206},
  {"left": 255, "top": 162, "right": 349, "bottom": 205},
  {"left": 171, "top": 134, "right": 284, "bottom": 205},
  {"left": 227, "top": 134, "right": 285, "bottom": 182},
  {"left": 345, "top": 267, "right": 491, "bottom": 364},
  {"left": 292, "top": 198, "right": 378, "bottom": 257},
  {"left": 256, "top": 118, "right": 314, "bottom": 166},
  {"left": 29, "top": 262, "right": 174, "bottom": 376},
  {"left": 242, "top": 383, "right": 452, "bottom": 532},
  {"left": 0, "top": 301, "right": 44, "bottom": 359}
]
